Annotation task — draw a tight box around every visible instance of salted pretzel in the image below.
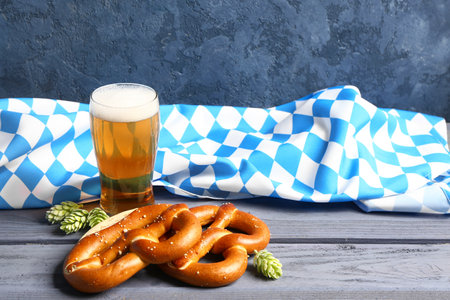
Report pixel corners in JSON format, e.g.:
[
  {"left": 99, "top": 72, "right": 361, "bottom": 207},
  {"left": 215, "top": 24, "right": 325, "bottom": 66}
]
[
  {"left": 160, "top": 203, "right": 271, "bottom": 287},
  {"left": 63, "top": 203, "right": 202, "bottom": 293}
]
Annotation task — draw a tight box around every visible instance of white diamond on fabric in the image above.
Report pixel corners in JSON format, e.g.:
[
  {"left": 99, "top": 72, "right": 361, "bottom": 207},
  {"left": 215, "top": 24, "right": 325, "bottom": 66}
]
[
  {"left": 189, "top": 105, "right": 216, "bottom": 137},
  {"left": 31, "top": 98, "right": 57, "bottom": 115},
  {"left": 7, "top": 98, "right": 32, "bottom": 113},
  {"left": 223, "top": 130, "right": 247, "bottom": 147},
  {"left": 190, "top": 165, "right": 216, "bottom": 189},
  {"left": 244, "top": 172, "right": 274, "bottom": 196},
  {"left": 296, "top": 151, "right": 320, "bottom": 189},
  {"left": 162, "top": 106, "right": 190, "bottom": 141},
  {"left": 17, "top": 114, "right": 46, "bottom": 148},
  {"left": 0, "top": 85, "right": 449, "bottom": 214},
  {"left": 56, "top": 141, "right": 86, "bottom": 172},
  {"left": 216, "top": 106, "right": 242, "bottom": 130},
  {"left": 242, "top": 108, "right": 269, "bottom": 131},
  {"left": 46, "top": 114, "right": 74, "bottom": 139},
  {"left": 216, "top": 172, "right": 245, "bottom": 193},
  {"left": 0, "top": 174, "right": 31, "bottom": 208},
  {"left": 28, "top": 145, "right": 56, "bottom": 173},
  {"left": 0, "top": 131, "right": 15, "bottom": 155}
]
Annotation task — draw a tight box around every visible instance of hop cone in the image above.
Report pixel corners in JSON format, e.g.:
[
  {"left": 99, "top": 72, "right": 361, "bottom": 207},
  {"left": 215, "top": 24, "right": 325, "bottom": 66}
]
[
  {"left": 87, "top": 207, "right": 109, "bottom": 228},
  {"left": 253, "top": 250, "right": 282, "bottom": 279},
  {"left": 45, "top": 201, "right": 83, "bottom": 224},
  {"left": 60, "top": 209, "right": 89, "bottom": 234}
]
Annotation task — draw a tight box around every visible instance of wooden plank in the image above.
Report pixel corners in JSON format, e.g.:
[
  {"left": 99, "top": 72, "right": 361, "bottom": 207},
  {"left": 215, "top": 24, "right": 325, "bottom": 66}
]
[
  {"left": 1, "top": 190, "right": 449, "bottom": 243},
  {"left": 3, "top": 290, "right": 450, "bottom": 300},
  {"left": 1, "top": 243, "right": 450, "bottom": 298}
]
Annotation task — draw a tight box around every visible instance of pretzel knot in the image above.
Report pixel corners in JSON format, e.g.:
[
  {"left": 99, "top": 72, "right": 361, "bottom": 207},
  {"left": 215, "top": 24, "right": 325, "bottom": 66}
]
[
  {"left": 160, "top": 203, "right": 271, "bottom": 287},
  {"left": 63, "top": 203, "right": 202, "bottom": 293}
]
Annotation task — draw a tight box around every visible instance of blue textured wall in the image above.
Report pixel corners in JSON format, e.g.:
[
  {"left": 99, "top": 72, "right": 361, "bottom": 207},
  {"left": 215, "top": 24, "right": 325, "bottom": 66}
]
[{"left": 1, "top": 0, "right": 449, "bottom": 120}]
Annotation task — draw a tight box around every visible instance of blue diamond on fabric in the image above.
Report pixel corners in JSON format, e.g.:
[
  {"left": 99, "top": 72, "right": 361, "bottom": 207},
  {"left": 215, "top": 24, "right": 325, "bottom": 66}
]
[
  {"left": 51, "top": 128, "right": 75, "bottom": 157},
  {"left": 248, "top": 151, "right": 275, "bottom": 178},
  {"left": 274, "top": 143, "right": 301, "bottom": 176},
  {"left": 75, "top": 162, "right": 98, "bottom": 177},
  {"left": 315, "top": 164, "right": 338, "bottom": 194},
  {"left": 239, "top": 134, "right": 262, "bottom": 150},
  {"left": 180, "top": 123, "right": 203, "bottom": 144},
  {"left": 4, "top": 135, "right": 31, "bottom": 161},
  {"left": 73, "top": 130, "right": 93, "bottom": 159},
  {"left": 0, "top": 167, "right": 13, "bottom": 190},
  {"left": 81, "top": 177, "right": 100, "bottom": 196},
  {"left": 45, "top": 160, "right": 72, "bottom": 186},
  {"left": 329, "top": 118, "right": 349, "bottom": 145},
  {"left": 303, "top": 133, "right": 328, "bottom": 164},
  {"left": 312, "top": 100, "right": 334, "bottom": 118},
  {"left": 14, "top": 156, "right": 45, "bottom": 191},
  {"left": 214, "top": 144, "right": 237, "bottom": 157},
  {"left": 292, "top": 114, "right": 314, "bottom": 134},
  {"left": 53, "top": 185, "right": 81, "bottom": 205},
  {"left": 336, "top": 87, "right": 359, "bottom": 101},
  {"left": 1, "top": 111, "right": 21, "bottom": 134},
  {"left": 380, "top": 174, "right": 408, "bottom": 194}
]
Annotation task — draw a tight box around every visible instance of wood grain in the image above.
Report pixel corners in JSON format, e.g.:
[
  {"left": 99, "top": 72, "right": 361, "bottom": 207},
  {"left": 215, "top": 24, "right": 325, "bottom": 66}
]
[
  {"left": 1, "top": 243, "right": 449, "bottom": 298},
  {"left": 1, "top": 191, "right": 448, "bottom": 244}
]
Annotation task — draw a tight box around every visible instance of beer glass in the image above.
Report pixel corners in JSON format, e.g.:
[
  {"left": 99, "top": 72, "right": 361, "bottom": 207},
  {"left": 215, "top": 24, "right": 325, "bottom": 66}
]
[{"left": 90, "top": 83, "right": 160, "bottom": 215}]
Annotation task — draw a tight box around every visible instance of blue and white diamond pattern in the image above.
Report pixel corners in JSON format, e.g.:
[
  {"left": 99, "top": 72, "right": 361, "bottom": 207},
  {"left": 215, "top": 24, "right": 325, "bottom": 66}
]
[
  {"left": 0, "top": 86, "right": 449, "bottom": 214},
  {"left": 155, "top": 85, "right": 450, "bottom": 212},
  {"left": 0, "top": 98, "right": 98, "bottom": 208}
]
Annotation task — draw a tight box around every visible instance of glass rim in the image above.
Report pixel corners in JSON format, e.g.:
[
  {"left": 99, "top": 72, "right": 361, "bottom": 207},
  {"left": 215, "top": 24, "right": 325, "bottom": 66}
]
[{"left": 90, "top": 83, "right": 159, "bottom": 109}]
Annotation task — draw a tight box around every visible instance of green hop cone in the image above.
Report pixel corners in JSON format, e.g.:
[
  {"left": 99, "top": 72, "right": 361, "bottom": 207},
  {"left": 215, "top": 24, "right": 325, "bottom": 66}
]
[
  {"left": 45, "top": 201, "right": 83, "bottom": 224},
  {"left": 87, "top": 207, "right": 109, "bottom": 228},
  {"left": 60, "top": 209, "right": 89, "bottom": 234},
  {"left": 253, "top": 249, "right": 282, "bottom": 280}
]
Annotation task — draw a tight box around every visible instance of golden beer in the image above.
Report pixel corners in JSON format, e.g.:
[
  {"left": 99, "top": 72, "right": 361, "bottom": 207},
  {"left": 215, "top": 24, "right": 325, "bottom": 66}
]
[{"left": 90, "top": 83, "right": 160, "bottom": 214}]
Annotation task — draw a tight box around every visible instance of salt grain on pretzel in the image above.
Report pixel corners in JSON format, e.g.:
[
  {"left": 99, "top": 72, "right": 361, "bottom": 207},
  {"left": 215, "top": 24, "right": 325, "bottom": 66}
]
[
  {"left": 63, "top": 203, "right": 202, "bottom": 293},
  {"left": 160, "top": 203, "right": 271, "bottom": 287}
]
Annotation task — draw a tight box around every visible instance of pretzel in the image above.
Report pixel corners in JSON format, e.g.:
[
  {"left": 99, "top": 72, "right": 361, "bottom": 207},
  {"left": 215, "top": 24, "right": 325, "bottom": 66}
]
[
  {"left": 159, "top": 203, "right": 271, "bottom": 287},
  {"left": 63, "top": 203, "right": 202, "bottom": 293}
]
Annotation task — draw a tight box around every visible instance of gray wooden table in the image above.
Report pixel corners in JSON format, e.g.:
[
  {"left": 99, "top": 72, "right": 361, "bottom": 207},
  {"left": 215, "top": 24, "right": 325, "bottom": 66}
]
[
  {"left": 1, "top": 187, "right": 450, "bottom": 299},
  {"left": 1, "top": 125, "right": 449, "bottom": 299}
]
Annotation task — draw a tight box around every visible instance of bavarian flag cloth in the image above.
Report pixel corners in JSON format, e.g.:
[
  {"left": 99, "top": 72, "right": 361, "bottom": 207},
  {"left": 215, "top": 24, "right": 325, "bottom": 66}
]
[{"left": 0, "top": 86, "right": 449, "bottom": 214}]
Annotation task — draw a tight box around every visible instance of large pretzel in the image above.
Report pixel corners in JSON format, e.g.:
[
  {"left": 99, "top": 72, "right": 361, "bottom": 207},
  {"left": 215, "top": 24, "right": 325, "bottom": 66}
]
[
  {"left": 63, "top": 203, "right": 202, "bottom": 293},
  {"left": 160, "top": 203, "right": 271, "bottom": 287}
]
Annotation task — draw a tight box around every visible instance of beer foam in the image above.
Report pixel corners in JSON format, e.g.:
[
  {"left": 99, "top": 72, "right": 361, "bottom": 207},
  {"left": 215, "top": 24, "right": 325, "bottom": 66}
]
[{"left": 90, "top": 84, "right": 159, "bottom": 122}]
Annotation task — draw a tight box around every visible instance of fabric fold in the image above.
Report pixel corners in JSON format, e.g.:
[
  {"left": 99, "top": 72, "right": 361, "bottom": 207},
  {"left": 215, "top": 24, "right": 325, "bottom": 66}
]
[{"left": 0, "top": 86, "right": 449, "bottom": 213}]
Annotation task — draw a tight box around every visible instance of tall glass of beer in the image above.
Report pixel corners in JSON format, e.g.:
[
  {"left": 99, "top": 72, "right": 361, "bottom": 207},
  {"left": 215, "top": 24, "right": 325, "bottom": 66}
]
[{"left": 89, "top": 83, "right": 160, "bottom": 215}]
